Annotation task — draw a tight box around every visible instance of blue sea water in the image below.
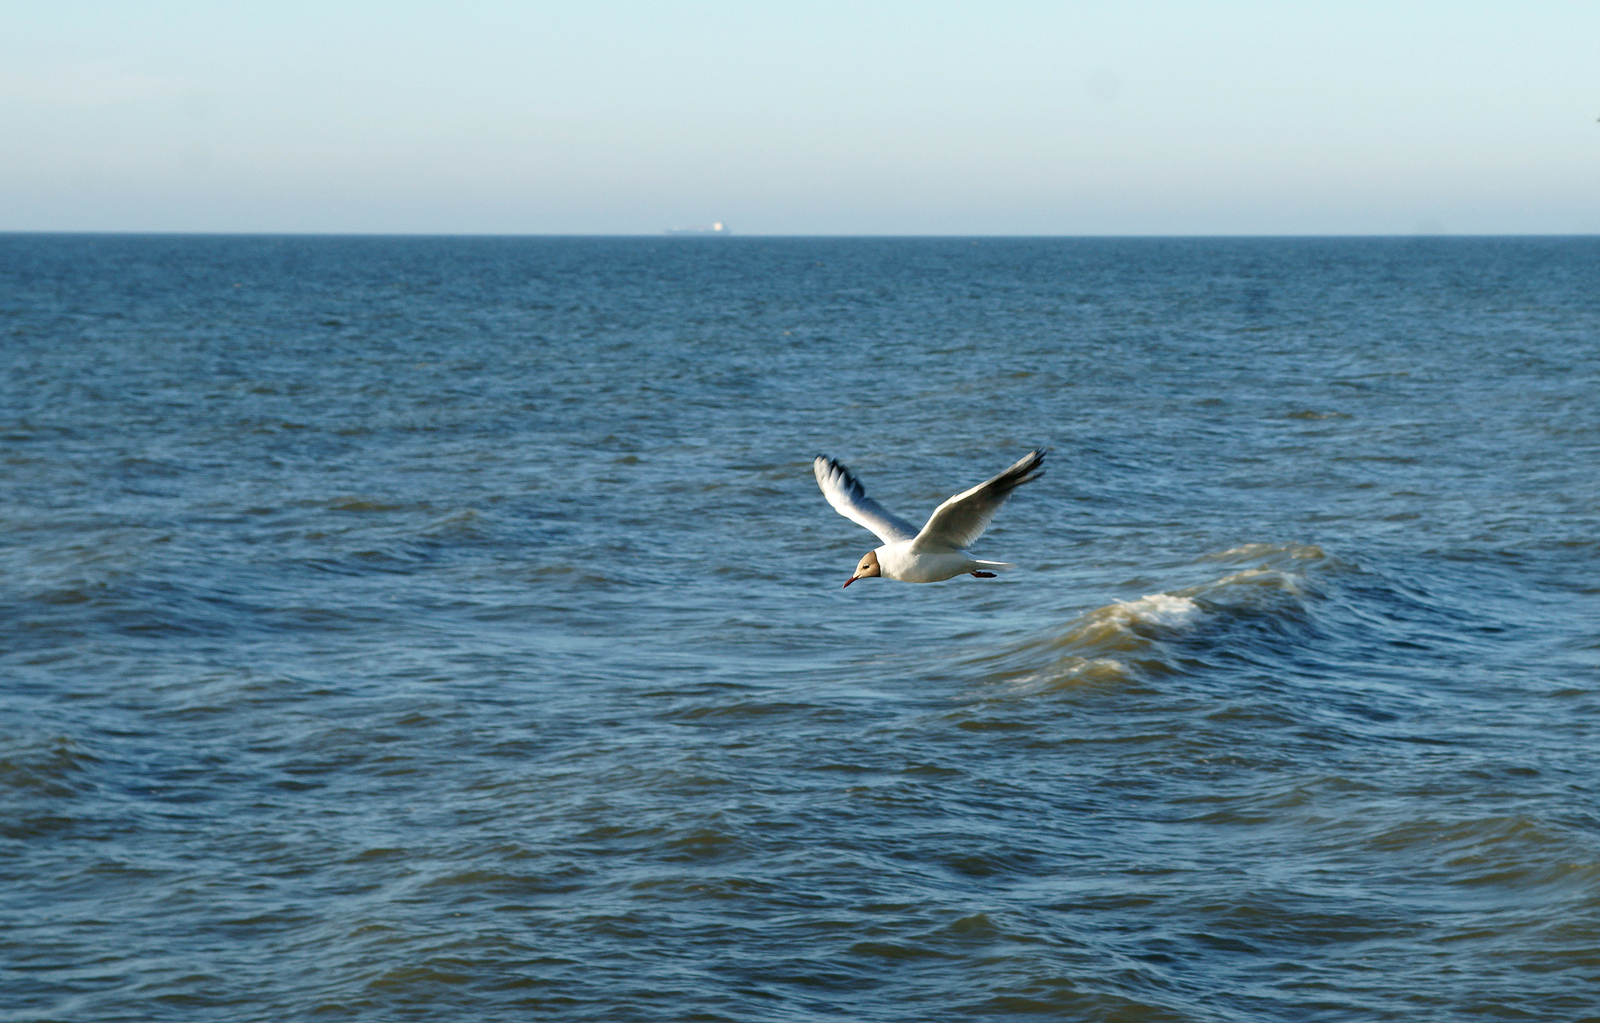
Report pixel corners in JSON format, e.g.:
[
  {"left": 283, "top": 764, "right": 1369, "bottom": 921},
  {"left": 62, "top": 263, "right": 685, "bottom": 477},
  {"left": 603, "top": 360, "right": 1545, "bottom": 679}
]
[{"left": 2, "top": 234, "right": 1598, "bottom": 1021}]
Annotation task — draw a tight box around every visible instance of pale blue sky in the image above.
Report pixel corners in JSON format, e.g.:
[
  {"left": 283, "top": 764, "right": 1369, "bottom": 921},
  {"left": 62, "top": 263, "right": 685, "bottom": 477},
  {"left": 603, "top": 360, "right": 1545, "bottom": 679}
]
[{"left": 3, "top": 1, "right": 1597, "bottom": 234}]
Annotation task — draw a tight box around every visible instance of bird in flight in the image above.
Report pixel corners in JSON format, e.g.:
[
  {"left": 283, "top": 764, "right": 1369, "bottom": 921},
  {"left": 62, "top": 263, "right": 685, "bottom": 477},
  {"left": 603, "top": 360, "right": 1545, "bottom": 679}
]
[{"left": 813, "top": 450, "right": 1046, "bottom": 588}]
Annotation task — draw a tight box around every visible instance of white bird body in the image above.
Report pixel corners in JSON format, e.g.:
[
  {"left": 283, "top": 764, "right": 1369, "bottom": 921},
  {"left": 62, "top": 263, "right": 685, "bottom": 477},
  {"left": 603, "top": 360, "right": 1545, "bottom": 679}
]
[
  {"left": 871, "top": 541, "right": 1013, "bottom": 583},
  {"left": 813, "top": 450, "right": 1045, "bottom": 587}
]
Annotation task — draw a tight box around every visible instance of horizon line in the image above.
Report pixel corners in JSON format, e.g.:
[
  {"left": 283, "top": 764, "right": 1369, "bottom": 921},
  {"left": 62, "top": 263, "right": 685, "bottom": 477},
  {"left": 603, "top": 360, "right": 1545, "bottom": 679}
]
[{"left": 3, "top": 230, "right": 1598, "bottom": 240}]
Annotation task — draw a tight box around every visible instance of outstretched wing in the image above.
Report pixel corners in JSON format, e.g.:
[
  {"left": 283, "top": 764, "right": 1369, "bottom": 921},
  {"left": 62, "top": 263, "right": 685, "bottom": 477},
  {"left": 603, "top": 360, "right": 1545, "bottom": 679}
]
[
  {"left": 813, "top": 456, "right": 919, "bottom": 544},
  {"left": 911, "top": 449, "right": 1045, "bottom": 552}
]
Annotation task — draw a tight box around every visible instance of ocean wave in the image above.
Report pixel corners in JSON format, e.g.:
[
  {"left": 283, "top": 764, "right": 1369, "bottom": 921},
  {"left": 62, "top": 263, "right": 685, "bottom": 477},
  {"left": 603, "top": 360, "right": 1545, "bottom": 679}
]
[{"left": 978, "top": 543, "right": 1328, "bottom": 696}]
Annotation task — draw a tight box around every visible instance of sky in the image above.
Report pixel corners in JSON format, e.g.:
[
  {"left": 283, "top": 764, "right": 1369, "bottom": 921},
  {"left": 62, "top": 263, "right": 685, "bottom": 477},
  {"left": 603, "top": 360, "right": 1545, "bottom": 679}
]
[{"left": 3, "top": 1, "right": 1598, "bottom": 235}]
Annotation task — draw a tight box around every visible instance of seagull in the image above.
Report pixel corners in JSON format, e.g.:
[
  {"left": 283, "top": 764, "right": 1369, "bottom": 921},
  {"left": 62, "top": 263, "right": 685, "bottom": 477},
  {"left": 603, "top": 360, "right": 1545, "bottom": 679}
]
[{"left": 813, "top": 450, "right": 1046, "bottom": 588}]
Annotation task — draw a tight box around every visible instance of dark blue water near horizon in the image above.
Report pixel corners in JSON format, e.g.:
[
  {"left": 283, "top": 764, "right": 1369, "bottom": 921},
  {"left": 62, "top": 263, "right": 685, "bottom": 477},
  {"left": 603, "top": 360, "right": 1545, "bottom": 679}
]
[{"left": 2, "top": 234, "right": 1599, "bottom": 1021}]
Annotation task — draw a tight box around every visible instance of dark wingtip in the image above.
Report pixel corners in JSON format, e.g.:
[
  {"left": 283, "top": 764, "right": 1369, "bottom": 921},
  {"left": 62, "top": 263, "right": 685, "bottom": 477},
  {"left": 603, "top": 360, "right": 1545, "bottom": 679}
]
[
  {"left": 815, "top": 455, "right": 863, "bottom": 493},
  {"left": 1010, "top": 447, "right": 1047, "bottom": 486}
]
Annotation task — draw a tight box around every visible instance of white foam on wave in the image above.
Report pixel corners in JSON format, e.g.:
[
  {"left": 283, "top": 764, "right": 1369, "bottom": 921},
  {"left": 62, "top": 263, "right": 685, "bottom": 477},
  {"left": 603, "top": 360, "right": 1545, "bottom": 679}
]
[
  {"left": 1112, "top": 592, "right": 1201, "bottom": 629},
  {"left": 1052, "top": 592, "right": 1202, "bottom": 653},
  {"left": 995, "top": 590, "right": 1216, "bottom": 696},
  {"left": 989, "top": 592, "right": 1204, "bottom": 693}
]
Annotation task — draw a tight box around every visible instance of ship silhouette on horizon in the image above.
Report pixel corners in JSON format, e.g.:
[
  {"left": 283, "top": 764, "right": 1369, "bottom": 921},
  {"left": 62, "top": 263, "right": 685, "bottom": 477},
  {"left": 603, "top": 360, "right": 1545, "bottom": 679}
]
[{"left": 665, "top": 221, "right": 729, "bottom": 236}]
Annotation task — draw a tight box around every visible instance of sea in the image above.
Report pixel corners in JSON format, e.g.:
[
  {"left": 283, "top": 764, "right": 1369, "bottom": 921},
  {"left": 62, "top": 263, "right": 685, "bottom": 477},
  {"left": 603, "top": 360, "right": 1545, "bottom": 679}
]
[{"left": 2, "top": 234, "right": 1598, "bottom": 1022}]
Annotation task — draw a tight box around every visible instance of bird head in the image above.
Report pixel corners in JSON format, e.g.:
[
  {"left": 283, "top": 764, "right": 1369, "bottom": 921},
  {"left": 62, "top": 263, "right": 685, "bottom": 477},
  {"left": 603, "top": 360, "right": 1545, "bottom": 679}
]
[{"left": 843, "top": 549, "right": 882, "bottom": 588}]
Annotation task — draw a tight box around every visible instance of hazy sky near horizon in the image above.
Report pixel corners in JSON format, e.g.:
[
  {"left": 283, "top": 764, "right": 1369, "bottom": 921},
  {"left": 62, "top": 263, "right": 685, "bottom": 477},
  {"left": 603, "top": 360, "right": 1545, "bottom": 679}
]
[{"left": 4, "top": 1, "right": 1598, "bottom": 235}]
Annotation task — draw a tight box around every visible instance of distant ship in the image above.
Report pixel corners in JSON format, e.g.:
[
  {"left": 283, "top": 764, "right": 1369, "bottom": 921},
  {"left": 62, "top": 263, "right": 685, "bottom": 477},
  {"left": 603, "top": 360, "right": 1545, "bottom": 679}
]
[{"left": 665, "top": 222, "right": 729, "bottom": 236}]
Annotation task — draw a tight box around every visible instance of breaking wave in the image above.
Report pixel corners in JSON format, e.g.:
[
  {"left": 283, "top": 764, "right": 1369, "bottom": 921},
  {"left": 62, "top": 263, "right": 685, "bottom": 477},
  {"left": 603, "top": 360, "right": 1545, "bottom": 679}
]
[{"left": 976, "top": 543, "right": 1328, "bottom": 695}]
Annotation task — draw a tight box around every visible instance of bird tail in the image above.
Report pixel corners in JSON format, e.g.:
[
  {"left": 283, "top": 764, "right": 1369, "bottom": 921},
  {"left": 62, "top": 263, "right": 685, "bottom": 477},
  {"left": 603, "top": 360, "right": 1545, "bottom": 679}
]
[{"left": 971, "top": 559, "right": 1016, "bottom": 572}]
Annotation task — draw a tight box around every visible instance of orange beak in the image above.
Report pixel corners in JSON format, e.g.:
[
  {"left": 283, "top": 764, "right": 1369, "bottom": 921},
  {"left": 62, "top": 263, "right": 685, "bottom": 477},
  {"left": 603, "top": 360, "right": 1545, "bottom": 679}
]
[{"left": 842, "top": 574, "right": 857, "bottom": 588}]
